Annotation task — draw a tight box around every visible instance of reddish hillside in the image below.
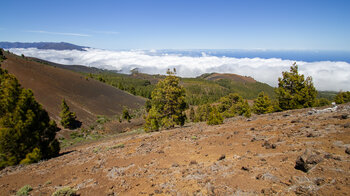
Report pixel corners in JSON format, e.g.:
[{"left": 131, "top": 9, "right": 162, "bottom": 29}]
[
  {"left": 0, "top": 104, "right": 349, "bottom": 195},
  {"left": 200, "top": 73, "right": 257, "bottom": 83},
  {"left": 1, "top": 53, "right": 145, "bottom": 125}
]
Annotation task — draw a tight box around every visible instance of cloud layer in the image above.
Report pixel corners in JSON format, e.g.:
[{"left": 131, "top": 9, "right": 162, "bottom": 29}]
[{"left": 9, "top": 48, "right": 350, "bottom": 91}]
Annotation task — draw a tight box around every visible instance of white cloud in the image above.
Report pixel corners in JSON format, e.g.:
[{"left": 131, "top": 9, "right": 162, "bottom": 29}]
[
  {"left": 26, "top": 30, "right": 90, "bottom": 37},
  {"left": 9, "top": 48, "right": 350, "bottom": 91}
]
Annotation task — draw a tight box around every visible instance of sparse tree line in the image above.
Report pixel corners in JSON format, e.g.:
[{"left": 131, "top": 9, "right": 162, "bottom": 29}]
[{"left": 144, "top": 63, "right": 348, "bottom": 131}]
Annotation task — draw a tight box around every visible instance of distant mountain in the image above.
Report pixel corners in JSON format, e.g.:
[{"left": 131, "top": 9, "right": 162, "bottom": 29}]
[
  {"left": 198, "top": 73, "right": 257, "bottom": 83},
  {"left": 0, "top": 42, "right": 87, "bottom": 51}
]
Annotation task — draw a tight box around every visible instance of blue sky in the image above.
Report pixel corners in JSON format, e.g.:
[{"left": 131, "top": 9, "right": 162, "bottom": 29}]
[{"left": 1, "top": 0, "right": 349, "bottom": 50}]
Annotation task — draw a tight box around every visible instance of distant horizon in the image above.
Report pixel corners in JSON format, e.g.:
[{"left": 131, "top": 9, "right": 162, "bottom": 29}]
[{"left": 2, "top": 41, "right": 350, "bottom": 52}]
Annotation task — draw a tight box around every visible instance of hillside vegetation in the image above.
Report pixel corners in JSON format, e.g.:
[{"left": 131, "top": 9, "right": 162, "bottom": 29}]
[{"left": 0, "top": 51, "right": 145, "bottom": 125}]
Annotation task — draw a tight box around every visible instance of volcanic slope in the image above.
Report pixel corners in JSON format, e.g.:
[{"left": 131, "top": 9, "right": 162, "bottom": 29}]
[
  {"left": 199, "top": 72, "right": 257, "bottom": 83},
  {"left": 1, "top": 52, "right": 145, "bottom": 125},
  {"left": 0, "top": 103, "right": 349, "bottom": 195}
]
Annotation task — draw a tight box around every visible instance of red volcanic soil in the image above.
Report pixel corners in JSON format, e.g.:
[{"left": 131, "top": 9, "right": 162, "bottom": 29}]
[
  {"left": 203, "top": 73, "right": 257, "bottom": 83},
  {"left": 1, "top": 53, "right": 145, "bottom": 125},
  {"left": 0, "top": 104, "right": 349, "bottom": 195}
]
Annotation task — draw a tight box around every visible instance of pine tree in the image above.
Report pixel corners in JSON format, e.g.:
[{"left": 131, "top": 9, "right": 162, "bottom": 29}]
[
  {"left": 122, "top": 107, "right": 132, "bottom": 122},
  {"left": 207, "top": 106, "right": 224, "bottom": 125},
  {"left": 313, "top": 98, "right": 331, "bottom": 107},
  {"left": 194, "top": 104, "right": 212, "bottom": 122},
  {"left": 275, "top": 63, "right": 317, "bottom": 110},
  {"left": 253, "top": 92, "right": 274, "bottom": 114},
  {"left": 0, "top": 49, "right": 6, "bottom": 62},
  {"left": 218, "top": 93, "right": 251, "bottom": 118},
  {"left": 0, "top": 67, "right": 60, "bottom": 168},
  {"left": 334, "top": 91, "right": 350, "bottom": 104},
  {"left": 145, "top": 69, "right": 187, "bottom": 132},
  {"left": 60, "top": 99, "right": 77, "bottom": 129}
]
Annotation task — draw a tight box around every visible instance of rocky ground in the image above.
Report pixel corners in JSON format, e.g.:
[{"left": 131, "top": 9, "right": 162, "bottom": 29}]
[{"left": 0, "top": 104, "right": 350, "bottom": 195}]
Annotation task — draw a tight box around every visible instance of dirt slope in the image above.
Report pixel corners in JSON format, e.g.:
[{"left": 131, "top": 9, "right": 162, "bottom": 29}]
[
  {"left": 0, "top": 104, "right": 349, "bottom": 195},
  {"left": 1, "top": 53, "right": 145, "bottom": 125}
]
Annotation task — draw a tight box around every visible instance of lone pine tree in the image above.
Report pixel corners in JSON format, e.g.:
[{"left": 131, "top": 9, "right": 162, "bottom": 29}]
[
  {"left": 275, "top": 63, "right": 317, "bottom": 110},
  {"left": 60, "top": 99, "right": 77, "bottom": 129},
  {"left": 145, "top": 69, "right": 187, "bottom": 132}
]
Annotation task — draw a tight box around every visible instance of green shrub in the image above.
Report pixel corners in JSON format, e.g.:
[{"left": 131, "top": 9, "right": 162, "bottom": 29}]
[
  {"left": 52, "top": 187, "right": 77, "bottom": 196},
  {"left": 122, "top": 107, "right": 132, "bottom": 122},
  {"left": 108, "top": 143, "right": 125, "bottom": 150},
  {"left": 96, "top": 115, "right": 109, "bottom": 124},
  {"left": 16, "top": 185, "right": 33, "bottom": 196},
  {"left": 207, "top": 106, "right": 224, "bottom": 125},
  {"left": 334, "top": 91, "right": 350, "bottom": 104},
  {"left": 313, "top": 98, "right": 331, "bottom": 107},
  {"left": 195, "top": 104, "right": 212, "bottom": 122},
  {"left": 253, "top": 92, "right": 273, "bottom": 114},
  {"left": 217, "top": 93, "right": 251, "bottom": 118},
  {"left": 19, "top": 148, "right": 42, "bottom": 165}
]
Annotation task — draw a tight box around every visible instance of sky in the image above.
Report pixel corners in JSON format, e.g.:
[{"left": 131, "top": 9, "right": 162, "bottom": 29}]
[{"left": 1, "top": 0, "right": 350, "bottom": 50}]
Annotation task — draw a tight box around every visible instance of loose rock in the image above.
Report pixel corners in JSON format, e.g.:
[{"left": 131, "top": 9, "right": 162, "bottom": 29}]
[
  {"left": 218, "top": 154, "right": 225, "bottom": 161},
  {"left": 295, "top": 149, "right": 323, "bottom": 172}
]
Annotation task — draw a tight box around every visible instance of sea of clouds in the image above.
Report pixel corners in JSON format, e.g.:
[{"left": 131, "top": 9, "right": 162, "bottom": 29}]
[{"left": 9, "top": 48, "right": 350, "bottom": 91}]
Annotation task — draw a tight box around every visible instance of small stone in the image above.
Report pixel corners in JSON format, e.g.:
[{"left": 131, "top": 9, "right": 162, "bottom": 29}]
[
  {"left": 314, "top": 178, "right": 325, "bottom": 186},
  {"left": 172, "top": 163, "right": 179, "bottom": 167},
  {"left": 241, "top": 166, "right": 249, "bottom": 171},
  {"left": 345, "top": 147, "right": 350, "bottom": 155},
  {"left": 341, "top": 114, "right": 348, "bottom": 119},
  {"left": 190, "top": 160, "right": 198, "bottom": 165},
  {"left": 294, "top": 186, "right": 311, "bottom": 195},
  {"left": 291, "top": 119, "right": 300, "bottom": 123},
  {"left": 154, "top": 189, "right": 162, "bottom": 194},
  {"left": 218, "top": 154, "right": 226, "bottom": 161},
  {"left": 256, "top": 174, "right": 262, "bottom": 180},
  {"left": 344, "top": 123, "right": 350, "bottom": 128},
  {"left": 262, "top": 141, "right": 276, "bottom": 149}
]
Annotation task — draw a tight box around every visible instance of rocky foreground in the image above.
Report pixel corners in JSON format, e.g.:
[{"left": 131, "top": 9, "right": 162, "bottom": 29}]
[{"left": 1, "top": 104, "right": 350, "bottom": 195}]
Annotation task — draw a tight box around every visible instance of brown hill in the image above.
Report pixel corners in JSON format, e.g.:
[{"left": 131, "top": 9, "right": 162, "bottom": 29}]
[
  {"left": 199, "top": 72, "right": 257, "bottom": 83},
  {"left": 0, "top": 104, "right": 349, "bottom": 195},
  {"left": 1, "top": 53, "right": 145, "bottom": 125}
]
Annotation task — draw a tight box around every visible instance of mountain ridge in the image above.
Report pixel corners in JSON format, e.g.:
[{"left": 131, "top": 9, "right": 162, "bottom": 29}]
[{"left": 0, "top": 42, "right": 87, "bottom": 51}]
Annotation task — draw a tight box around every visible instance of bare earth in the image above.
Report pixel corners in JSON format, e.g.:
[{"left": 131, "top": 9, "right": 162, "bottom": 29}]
[
  {"left": 2, "top": 53, "right": 145, "bottom": 125},
  {"left": 0, "top": 104, "right": 349, "bottom": 195}
]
